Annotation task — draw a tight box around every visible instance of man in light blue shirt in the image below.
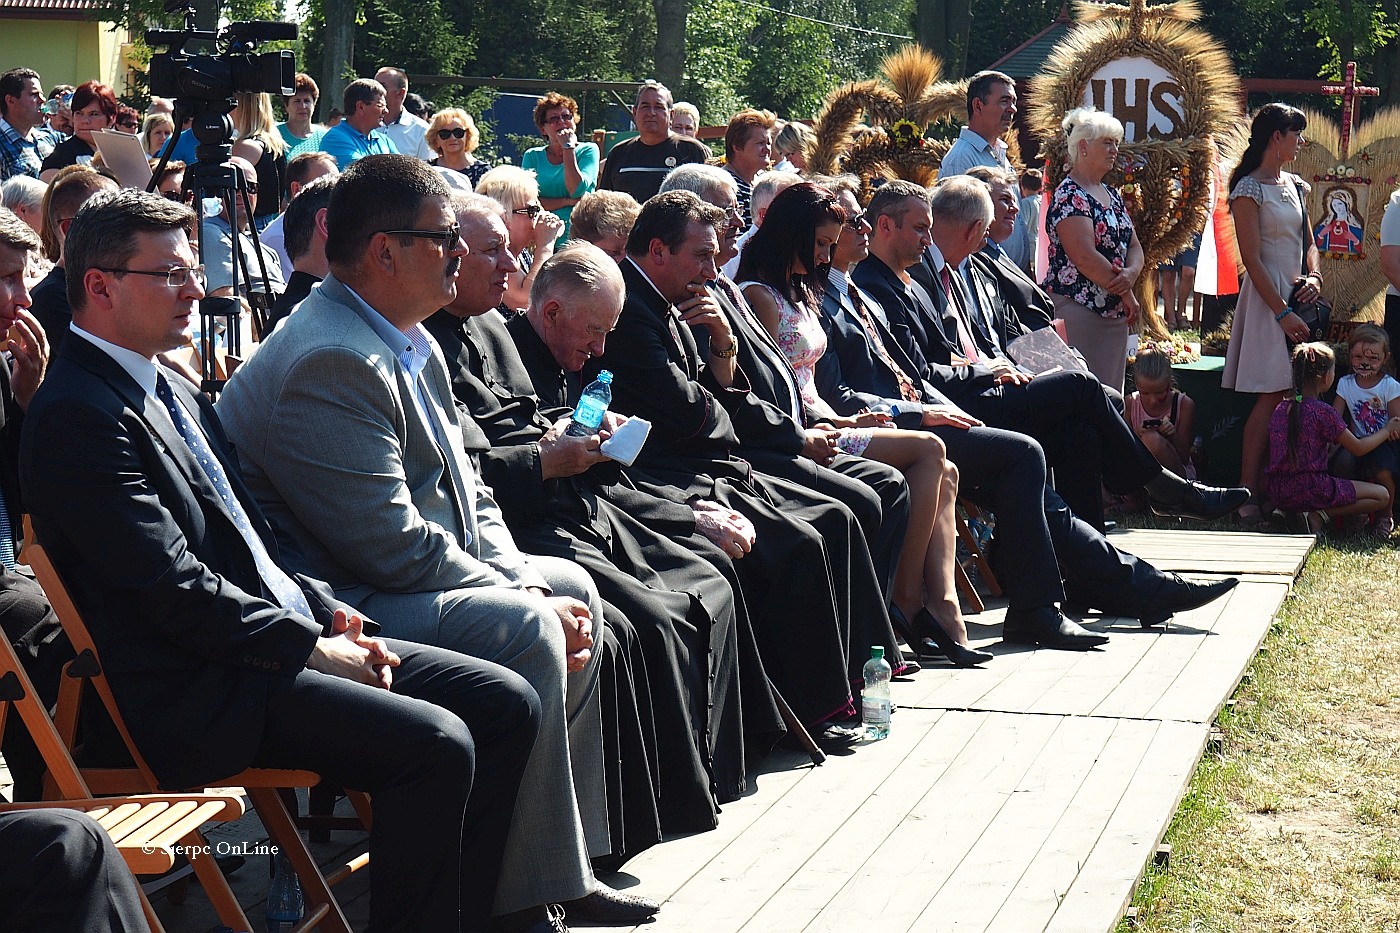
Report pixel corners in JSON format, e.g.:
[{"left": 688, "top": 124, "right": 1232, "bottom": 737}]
[
  {"left": 319, "top": 78, "right": 399, "bottom": 170},
  {"left": 938, "top": 70, "right": 1017, "bottom": 178}
]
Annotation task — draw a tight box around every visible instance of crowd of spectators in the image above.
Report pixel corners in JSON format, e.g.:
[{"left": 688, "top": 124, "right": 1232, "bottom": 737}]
[{"left": 14, "top": 58, "right": 1376, "bottom": 933}]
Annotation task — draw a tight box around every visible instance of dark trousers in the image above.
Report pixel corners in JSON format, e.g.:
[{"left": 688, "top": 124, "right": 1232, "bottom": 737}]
[
  {"left": 744, "top": 449, "right": 911, "bottom": 602},
  {"left": 0, "top": 568, "right": 72, "bottom": 802},
  {"left": 1045, "top": 486, "right": 1174, "bottom": 612},
  {"left": 0, "top": 808, "right": 148, "bottom": 933},
  {"left": 965, "top": 370, "right": 1162, "bottom": 531},
  {"left": 251, "top": 640, "right": 540, "bottom": 933},
  {"left": 934, "top": 424, "right": 1066, "bottom": 609}
]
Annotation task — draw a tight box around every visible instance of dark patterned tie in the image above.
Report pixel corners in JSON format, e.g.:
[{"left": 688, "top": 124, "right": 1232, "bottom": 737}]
[
  {"left": 155, "top": 374, "right": 314, "bottom": 619},
  {"left": 848, "top": 284, "right": 921, "bottom": 404}
]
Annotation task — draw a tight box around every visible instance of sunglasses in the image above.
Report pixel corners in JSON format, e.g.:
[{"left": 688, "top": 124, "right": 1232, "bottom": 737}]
[
  {"left": 513, "top": 204, "right": 542, "bottom": 219},
  {"left": 242, "top": 182, "right": 260, "bottom": 195},
  {"left": 117, "top": 120, "right": 139, "bottom": 129},
  {"left": 381, "top": 222, "right": 463, "bottom": 247},
  {"left": 844, "top": 211, "right": 868, "bottom": 229},
  {"left": 437, "top": 127, "right": 467, "bottom": 140}
]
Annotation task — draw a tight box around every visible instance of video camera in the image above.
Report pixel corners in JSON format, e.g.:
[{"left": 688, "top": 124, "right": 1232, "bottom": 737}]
[{"left": 146, "top": 2, "right": 296, "bottom": 102}]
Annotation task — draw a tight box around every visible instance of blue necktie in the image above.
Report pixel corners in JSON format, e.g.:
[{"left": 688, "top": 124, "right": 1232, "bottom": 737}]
[{"left": 155, "top": 374, "right": 314, "bottom": 620}]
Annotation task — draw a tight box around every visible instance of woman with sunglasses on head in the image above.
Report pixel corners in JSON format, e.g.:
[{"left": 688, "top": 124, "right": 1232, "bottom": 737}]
[
  {"left": 40, "top": 82, "right": 118, "bottom": 181},
  {"left": 521, "top": 92, "right": 599, "bottom": 242},
  {"left": 737, "top": 182, "right": 991, "bottom": 666},
  {"left": 426, "top": 108, "right": 490, "bottom": 187},
  {"left": 476, "top": 164, "right": 565, "bottom": 311}
]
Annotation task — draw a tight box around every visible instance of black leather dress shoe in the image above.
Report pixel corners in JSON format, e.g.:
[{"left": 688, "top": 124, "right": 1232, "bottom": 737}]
[
  {"left": 1148, "top": 481, "right": 1251, "bottom": 522},
  {"left": 1002, "top": 606, "right": 1109, "bottom": 650},
  {"left": 565, "top": 883, "right": 660, "bottom": 924},
  {"left": 1137, "top": 575, "right": 1239, "bottom": 628}
]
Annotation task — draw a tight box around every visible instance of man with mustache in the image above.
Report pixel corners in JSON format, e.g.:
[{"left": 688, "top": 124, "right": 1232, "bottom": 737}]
[
  {"left": 597, "top": 81, "right": 709, "bottom": 204},
  {"left": 218, "top": 156, "right": 655, "bottom": 932}
]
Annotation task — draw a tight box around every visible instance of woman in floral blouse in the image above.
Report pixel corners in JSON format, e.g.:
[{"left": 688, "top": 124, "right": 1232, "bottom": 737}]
[{"left": 1044, "top": 106, "right": 1144, "bottom": 393}]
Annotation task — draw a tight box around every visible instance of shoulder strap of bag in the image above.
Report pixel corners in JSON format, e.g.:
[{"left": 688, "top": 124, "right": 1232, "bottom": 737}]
[{"left": 1293, "top": 177, "right": 1311, "bottom": 278}]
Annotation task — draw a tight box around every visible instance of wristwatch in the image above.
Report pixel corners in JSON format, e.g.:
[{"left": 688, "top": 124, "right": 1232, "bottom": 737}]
[
  {"left": 709, "top": 341, "right": 738, "bottom": 358},
  {"left": 562, "top": 142, "right": 577, "bottom": 150}
]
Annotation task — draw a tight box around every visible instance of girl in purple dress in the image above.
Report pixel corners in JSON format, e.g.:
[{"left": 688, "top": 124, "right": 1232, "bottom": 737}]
[{"left": 1266, "top": 342, "right": 1400, "bottom": 533}]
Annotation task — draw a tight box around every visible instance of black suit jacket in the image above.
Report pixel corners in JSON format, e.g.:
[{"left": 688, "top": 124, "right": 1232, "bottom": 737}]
[
  {"left": 0, "top": 358, "right": 25, "bottom": 554},
  {"left": 852, "top": 252, "right": 998, "bottom": 408},
  {"left": 969, "top": 243, "right": 1055, "bottom": 333},
  {"left": 18, "top": 334, "right": 354, "bottom": 789}
]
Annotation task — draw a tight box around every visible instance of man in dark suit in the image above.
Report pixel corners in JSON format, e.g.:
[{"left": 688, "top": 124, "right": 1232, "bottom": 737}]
[
  {"left": 266, "top": 173, "right": 334, "bottom": 329},
  {"left": 855, "top": 177, "right": 1248, "bottom": 532},
  {"left": 19, "top": 188, "right": 540, "bottom": 933},
  {"left": 657, "top": 163, "right": 911, "bottom": 604},
  {"left": 422, "top": 191, "right": 781, "bottom": 839},
  {"left": 815, "top": 178, "right": 1237, "bottom": 634},
  {"left": 588, "top": 190, "right": 905, "bottom": 726},
  {"left": 0, "top": 207, "right": 75, "bottom": 799}
]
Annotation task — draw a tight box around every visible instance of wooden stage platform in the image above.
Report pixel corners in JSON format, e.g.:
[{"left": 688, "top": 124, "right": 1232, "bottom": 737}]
[{"left": 140, "top": 527, "right": 1313, "bottom": 933}]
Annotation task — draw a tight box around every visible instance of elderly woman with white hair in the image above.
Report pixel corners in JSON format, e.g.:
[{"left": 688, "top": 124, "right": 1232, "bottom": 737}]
[
  {"left": 476, "top": 164, "right": 565, "bottom": 311},
  {"left": 1044, "top": 106, "right": 1144, "bottom": 393}
]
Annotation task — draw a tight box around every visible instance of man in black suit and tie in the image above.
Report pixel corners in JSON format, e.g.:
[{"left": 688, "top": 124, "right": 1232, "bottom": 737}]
[
  {"left": 854, "top": 177, "right": 1248, "bottom": 532},
  {"left": 814, "top": 176, "right": 1237, "bottom": 635},
  {"left": 18, "top": 188, "right": 540, "bottom": 933}
]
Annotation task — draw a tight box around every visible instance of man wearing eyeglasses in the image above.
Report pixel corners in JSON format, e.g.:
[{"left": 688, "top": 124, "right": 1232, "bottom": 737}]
[
  {"left": 0, "top": 69, "right": 63, "bottom": 182},
  {"left": 201, "top": 155, "right": 284, "bottom": 298},
  {"left": 218, "top": 155, "right": 645, "bottom": 933},
  {"left": 20, "top": 186, "right": 543, "bottom": 933}
]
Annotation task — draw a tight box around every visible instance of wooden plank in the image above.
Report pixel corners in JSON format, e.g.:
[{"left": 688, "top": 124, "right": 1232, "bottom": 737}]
[
  {"left": 906, "top": 715, "right": 1119, "bottom": 933},
  {"left": 739, "top": 711, "right": 989, "bottom": 933},
  {"left": 981, "top": 719, "right": 1166, "bottom": 933},
  {"left": 1021, "top": 621, "right": 1161, "bottom": 717},
  {"left": 805, "top": 712, "right": 1065, "bottom": 932},
  {"left": 1144, "top": 582, "right": 1288, "bottom": 723},
  {"left": 1041, "top": 720, "right": 1208, "bottom": 933}
]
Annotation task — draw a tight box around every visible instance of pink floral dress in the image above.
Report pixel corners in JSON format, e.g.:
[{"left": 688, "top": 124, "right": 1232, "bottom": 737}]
[
  {"left": 740, "top": 281, "right": 874, "bottom": 456},
  {"left": 1043, "top": 176, "right": 1135, "bottom": 319}
]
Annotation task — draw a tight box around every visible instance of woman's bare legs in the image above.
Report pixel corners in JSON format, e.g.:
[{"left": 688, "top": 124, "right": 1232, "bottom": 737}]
[
  {"left": 1240, "top": 390, "right": 1287, "bottom": 520},
  {"left": 858, "top": 430, "right": 961, "bottom": 637}
]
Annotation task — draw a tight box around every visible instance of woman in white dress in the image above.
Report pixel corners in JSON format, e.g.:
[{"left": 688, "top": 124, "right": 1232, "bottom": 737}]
[{"left": 1223, "top": 103, "right": 1322, "bottom": 526}]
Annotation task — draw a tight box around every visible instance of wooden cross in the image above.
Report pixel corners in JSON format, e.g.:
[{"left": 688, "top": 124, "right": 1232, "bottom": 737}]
[{"left": 1321, "top": 62, "right": 1379, "bottom": 158}]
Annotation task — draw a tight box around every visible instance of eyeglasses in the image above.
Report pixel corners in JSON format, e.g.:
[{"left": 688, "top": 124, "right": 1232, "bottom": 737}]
[
  {"left": 381, "top": 223, "right": 463, "bottom": 247},
  {"left": 117, "top": 120, "right": 139, "bottom": 129},
  {"left": 98, "top": 265, "right": 205, "bottom": 287},
  {"left": 844, "top": 211, "right": 868, "bottom": 229},
  {"left": 544, "top": 113, "right": 573, "bottom": 125},
  {"left": 437, "top": 127, "right": 467, "bottom": 140},
  {"left": 513, "top": 204, "right": 542, "bottom": 219},
  {"left": 242, "top": 182, "right": 260, "bottom": 195}
]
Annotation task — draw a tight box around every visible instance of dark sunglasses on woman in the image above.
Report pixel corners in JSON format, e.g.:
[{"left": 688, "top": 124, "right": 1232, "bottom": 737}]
[{"left": 437, "top": 128, "right": 467, "bottom": 140}]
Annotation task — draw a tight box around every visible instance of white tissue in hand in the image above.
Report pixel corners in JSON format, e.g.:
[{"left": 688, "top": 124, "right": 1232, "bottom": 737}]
[{"left": 600, "top": 417, "right": 651, "bottom": 466}]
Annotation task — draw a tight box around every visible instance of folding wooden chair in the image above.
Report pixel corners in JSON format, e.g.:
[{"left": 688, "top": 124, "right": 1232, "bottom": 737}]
[
  {"left": 21, "top": 530, "right": 369, "bottom": 933},
  {"left": 0, "top": 630, "right": 245, "bottom": 933},
  {"left": 955, "top": 498, "right": 1003, "bottom": 614}
]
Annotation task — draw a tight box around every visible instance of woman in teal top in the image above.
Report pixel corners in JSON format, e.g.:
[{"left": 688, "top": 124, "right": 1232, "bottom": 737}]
[{"left": 521, "top": 92, "right": 598, "bottom": 241}]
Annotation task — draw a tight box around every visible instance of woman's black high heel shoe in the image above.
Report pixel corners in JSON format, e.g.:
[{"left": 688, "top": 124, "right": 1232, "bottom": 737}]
[
  {"left": 889, "top": 604, "right": 938, "bottom": 661},
  {"left": 914, "top": 608, "right": 993, "bottom": 667}
]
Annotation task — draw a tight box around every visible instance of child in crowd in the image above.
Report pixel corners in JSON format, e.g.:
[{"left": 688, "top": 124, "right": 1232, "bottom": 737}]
[
  {"left": 1127, "top": 344, "right": 1196, "bottom": 479},
  {"left": 1331, "top": 323, "right": 1400, "bottom": 536},
  {"left": 1266, "top": 342, "right": 1400, "bottom": 534}
]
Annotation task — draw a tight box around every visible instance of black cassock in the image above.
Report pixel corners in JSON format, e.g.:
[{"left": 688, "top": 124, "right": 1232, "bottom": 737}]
[
  {"left": 578, "top": 260, "right": 903, "bottom": 726},
  {"left": 424, "top": 308, "right": 784, "bottom": 840}
]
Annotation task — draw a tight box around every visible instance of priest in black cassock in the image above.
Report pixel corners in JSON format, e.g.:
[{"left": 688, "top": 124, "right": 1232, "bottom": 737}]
[
  {"left": 423, "top": 193, "right": 783, "bottom": 839},
  {"left": 582, "top": 190, "right": 908, "bottom": 729}
]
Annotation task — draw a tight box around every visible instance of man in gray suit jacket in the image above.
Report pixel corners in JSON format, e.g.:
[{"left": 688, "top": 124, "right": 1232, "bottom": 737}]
[{"left": 218, "top": 156, "right": 657, "bottom": 931}]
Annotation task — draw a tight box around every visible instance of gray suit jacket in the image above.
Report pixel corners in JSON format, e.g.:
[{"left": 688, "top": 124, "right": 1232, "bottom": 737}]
[{"left": 216, "top": 274, "right": 548, "bottom": 595}]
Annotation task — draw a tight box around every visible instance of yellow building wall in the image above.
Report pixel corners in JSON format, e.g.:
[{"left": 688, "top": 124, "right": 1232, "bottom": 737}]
[{"left": 0, "top": 18, "right": 130, "bottom": 93}]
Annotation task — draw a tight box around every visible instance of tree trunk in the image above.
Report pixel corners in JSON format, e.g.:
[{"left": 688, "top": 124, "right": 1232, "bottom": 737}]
[
  {"left": 1383, "top": 0, "right": 1400, "bottom": 105},
  {"left": 913, "top": 0, "right": 972, "bottom": 77},
  {"left": 654, "top": 0, "right": 689, "bottom": 93},
  {"left": 322, "top": 0, "right": 357, "bottom": 123}
]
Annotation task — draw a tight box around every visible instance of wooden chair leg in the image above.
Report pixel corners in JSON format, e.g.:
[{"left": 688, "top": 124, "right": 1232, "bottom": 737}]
[
  {"left": 138, "top": 884, "right": 167, "bottom": 933},
  {"left": 955, "top": 563, "right": 985, "bottom": 614},
  {"left": 247, "top": 786, "right": 354, "bottom": 933},
  {"left": 180, "top": 827, "right": 253, "bottom": 933},
  {"left": 346, "top": 790, "right": 373, "bottom": 832},
  {"left": 767, "top": 677, "right": 825, "bottom": 767},
  {"left": 955, "top": 500, "right": 1003, "bottom": 602}
]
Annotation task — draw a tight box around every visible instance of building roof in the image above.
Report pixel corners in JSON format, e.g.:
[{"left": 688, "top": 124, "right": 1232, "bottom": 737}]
[{"left": 989, "top": 3, "right": 1074, "bottom": 79}]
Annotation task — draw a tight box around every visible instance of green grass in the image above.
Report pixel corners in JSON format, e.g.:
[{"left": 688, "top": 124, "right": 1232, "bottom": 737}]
[{"left": 1118, "top": 539, "right": 1400, "bottom": 932}]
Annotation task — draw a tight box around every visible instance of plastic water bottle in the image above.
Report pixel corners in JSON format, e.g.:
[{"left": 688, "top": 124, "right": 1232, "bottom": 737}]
[
  {"left": 862, "top": 646, "right": 892, "bottom": 740},
  {"left": 566, "top": 370, "right": 613, "bottom": 437},
  {"left": 265, "top": 850, "right": 303, "bottom": 932}
]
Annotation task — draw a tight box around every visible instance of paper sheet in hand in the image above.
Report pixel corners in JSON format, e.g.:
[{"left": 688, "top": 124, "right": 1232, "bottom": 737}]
[
  {"left": 1007, "top": 325, "right": 1087, "bottom": 375},
  {"left": 92, "top": 130, "right": 153, "bottom": 189},
  {"left": 599, "top": 417, "right": 651, "bottom": 466}
]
